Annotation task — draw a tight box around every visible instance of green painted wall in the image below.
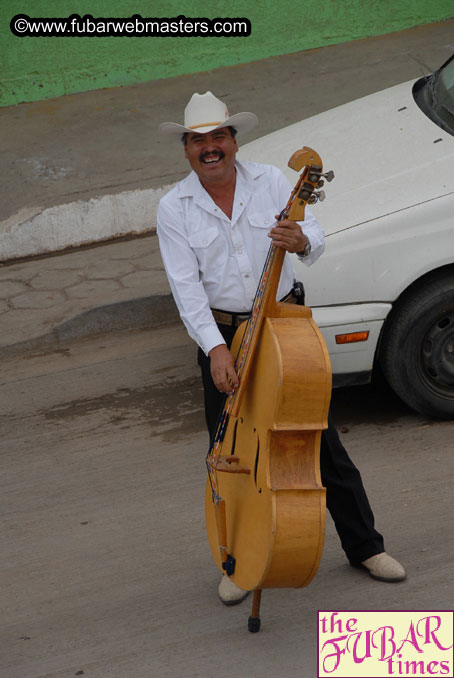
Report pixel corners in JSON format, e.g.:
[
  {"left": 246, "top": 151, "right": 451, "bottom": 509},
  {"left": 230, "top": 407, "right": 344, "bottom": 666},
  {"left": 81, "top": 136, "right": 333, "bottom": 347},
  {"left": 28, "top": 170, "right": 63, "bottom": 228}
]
[{"left": 1, "top": 0, "right": 453, "bottom": 107}]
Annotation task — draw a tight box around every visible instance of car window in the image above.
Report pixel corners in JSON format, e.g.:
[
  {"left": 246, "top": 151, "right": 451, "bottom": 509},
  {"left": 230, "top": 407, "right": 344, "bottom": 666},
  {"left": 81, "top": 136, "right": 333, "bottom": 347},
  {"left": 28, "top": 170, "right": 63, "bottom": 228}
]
[{"left": 413, "top": 54, "right": 454, "bottom": 136}]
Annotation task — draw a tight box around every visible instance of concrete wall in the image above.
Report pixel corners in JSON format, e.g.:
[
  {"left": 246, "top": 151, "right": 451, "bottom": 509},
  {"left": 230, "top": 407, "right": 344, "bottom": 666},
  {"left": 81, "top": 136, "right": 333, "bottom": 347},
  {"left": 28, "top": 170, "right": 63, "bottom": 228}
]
[{"left": 2, "top": 0, "right": 453, "bottom": 107}]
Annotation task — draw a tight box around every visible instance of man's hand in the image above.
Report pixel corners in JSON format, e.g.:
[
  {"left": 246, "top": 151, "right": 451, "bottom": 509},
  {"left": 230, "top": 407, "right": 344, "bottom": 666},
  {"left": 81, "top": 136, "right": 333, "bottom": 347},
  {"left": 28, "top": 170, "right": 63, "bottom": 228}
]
[
  {"left": 268, "top": 217, "right": 308, "bottom": 253},
  {"left": 209, "top": 344, "right": 239, "bottom": 394}
]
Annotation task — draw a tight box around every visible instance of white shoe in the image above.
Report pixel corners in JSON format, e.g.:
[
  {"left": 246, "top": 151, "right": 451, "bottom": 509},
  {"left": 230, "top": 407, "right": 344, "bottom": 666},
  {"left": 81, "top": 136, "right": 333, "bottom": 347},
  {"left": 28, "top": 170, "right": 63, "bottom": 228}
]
[
  {"left": 361, "top": 552, "right": 406, "bottom": 582},
  {"left": 218, "top": 575, "right": 249, "bottom": 605}
]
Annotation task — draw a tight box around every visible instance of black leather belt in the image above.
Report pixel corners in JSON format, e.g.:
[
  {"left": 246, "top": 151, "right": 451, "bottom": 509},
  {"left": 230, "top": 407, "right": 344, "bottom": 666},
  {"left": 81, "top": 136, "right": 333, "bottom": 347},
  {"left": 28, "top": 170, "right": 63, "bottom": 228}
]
[{"left": 211, "top": 290, "right": 296, "bottom": 328}]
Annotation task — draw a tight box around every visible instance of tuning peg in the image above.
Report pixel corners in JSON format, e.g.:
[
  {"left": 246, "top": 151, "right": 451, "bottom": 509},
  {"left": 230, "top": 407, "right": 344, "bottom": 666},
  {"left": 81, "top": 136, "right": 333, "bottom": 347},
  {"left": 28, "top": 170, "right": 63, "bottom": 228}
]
[
  {"left": 308, "top": 190, "right": 326, "bottom": 204},
  {"left": 308, "top": 171, "right": 322, "bottom": 182},
  {"left": 323, "top": 170, "right": 335, "bottom": 182},
  {"left": 317, "top": 179, "right": 325, "bottom": 188}
]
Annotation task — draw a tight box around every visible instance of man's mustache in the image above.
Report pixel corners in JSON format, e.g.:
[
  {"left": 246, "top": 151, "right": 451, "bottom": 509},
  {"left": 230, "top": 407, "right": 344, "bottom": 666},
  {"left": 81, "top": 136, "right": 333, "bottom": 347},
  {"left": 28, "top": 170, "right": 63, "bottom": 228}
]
[{"left": 199, "top": 150, "right": 225, "bottom": 162}]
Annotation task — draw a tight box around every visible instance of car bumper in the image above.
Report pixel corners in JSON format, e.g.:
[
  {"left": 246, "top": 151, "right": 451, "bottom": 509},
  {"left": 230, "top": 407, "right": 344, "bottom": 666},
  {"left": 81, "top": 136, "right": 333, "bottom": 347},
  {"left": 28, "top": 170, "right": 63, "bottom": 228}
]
[{"left": 311, "top": 302, "right": 392, "bottom": 386}]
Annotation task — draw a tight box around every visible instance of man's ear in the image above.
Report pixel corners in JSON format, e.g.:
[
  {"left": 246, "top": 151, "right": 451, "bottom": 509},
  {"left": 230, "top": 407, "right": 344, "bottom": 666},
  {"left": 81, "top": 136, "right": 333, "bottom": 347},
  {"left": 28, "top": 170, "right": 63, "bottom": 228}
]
[{"left": 184, "top": 145, "right": 189, "bottom": 159}]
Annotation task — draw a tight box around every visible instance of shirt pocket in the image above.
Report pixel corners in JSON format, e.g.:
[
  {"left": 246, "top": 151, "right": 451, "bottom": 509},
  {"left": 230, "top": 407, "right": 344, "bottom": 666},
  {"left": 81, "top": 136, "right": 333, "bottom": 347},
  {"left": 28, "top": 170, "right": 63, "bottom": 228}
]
[
  {"left": 188, "top": 226, "right": 219, "bottom": 249},
  {"left": 247, "top": 212, "right": 275, "bottom": 230},
  {"left": 188, "top": 226, "right": 225, "bottom": 271},
  {"left": 247, "top": 212, "right": 275, "bottom": 254}
]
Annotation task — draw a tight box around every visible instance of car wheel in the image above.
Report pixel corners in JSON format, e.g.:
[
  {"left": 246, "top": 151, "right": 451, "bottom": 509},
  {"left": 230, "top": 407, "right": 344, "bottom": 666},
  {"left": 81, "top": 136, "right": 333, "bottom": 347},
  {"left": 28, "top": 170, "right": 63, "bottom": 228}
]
[{"left": 380, "top": 274, "right": 454, "bottom": 419}]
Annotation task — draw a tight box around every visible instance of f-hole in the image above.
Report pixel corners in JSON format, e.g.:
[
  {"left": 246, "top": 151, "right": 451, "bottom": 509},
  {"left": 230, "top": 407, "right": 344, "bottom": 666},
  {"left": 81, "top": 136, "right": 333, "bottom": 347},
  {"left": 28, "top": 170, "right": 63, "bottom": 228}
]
[
  {"left": 253, "top": 430, "right": 261, "bottom": 493},
  {"left": 230, "top": 418, "right": 239, "bottom": 455}
]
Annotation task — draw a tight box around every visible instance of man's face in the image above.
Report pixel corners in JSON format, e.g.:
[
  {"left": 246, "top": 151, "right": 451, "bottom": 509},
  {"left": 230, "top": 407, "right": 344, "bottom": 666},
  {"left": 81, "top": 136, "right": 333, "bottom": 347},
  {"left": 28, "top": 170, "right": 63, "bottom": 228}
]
[{"left": 184, "top": 127, "right": 238, "bottom": 185}]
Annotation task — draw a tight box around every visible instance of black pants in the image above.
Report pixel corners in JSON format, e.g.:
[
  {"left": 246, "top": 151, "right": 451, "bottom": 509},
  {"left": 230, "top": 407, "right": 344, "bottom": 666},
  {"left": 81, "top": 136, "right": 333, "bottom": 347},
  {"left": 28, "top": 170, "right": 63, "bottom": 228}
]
[{"left": 198, "top": 324, "right": 385, "bottom": 564}]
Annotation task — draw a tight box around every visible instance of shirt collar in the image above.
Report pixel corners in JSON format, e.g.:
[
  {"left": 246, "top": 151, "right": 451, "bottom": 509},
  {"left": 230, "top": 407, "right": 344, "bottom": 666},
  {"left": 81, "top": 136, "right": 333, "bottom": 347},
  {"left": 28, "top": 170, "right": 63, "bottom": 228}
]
[{"left": 176, "top": 160, "right": 266, "bottom": 199}]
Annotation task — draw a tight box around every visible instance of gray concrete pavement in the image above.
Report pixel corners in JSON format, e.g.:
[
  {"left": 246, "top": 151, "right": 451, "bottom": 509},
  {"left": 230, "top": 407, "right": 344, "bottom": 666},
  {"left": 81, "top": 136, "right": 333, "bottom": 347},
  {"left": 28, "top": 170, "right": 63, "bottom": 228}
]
[
  {"left": 1, "top": 325, "right": 452, "bottom": 678},
  {"left": 0, "top": 234, "right": 177, "bottom": 357}
]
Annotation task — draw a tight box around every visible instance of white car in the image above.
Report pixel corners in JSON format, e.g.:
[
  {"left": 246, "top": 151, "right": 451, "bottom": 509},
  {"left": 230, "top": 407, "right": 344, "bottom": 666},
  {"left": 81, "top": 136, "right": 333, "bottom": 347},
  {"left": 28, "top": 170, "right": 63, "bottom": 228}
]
[{"left": 239, "top": 55, "right": 454, "bottom": 419}]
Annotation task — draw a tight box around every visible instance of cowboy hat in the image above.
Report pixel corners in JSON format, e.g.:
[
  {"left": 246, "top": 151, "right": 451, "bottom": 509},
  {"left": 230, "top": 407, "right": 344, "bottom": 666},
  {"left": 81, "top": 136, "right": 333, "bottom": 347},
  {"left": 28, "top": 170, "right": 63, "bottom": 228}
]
[{"left": 159, "top": 91, "right": 258, "bottom": 139}]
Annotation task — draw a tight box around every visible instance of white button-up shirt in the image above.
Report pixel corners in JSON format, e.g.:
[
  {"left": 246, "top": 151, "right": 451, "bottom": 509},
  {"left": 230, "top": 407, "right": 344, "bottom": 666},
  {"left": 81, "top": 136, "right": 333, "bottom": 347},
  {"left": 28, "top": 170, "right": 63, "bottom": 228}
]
[{"left": 157, "top": 161, "right": 325, "bottom": 355}]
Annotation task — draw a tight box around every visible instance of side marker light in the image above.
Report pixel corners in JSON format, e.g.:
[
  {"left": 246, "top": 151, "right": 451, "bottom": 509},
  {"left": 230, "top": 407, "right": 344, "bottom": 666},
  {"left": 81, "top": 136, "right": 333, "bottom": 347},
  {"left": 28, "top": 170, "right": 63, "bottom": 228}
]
[{"left": 335, "top": 331, "right": 370, "bottom": 345}]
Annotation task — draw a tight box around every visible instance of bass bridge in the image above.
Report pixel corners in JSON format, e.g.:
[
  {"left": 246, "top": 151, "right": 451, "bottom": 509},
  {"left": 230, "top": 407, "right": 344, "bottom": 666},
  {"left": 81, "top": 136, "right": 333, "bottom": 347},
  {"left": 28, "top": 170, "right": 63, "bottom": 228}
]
[{"left": 207, "top": 455, "right": 250, "bottom": 474}]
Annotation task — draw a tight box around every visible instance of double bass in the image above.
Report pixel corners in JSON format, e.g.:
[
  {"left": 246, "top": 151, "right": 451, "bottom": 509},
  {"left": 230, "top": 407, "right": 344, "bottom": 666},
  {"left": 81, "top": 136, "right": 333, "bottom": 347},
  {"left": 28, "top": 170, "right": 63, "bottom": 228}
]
[{"left": 205, "top": 147, "right": 333, "bottom": 632}]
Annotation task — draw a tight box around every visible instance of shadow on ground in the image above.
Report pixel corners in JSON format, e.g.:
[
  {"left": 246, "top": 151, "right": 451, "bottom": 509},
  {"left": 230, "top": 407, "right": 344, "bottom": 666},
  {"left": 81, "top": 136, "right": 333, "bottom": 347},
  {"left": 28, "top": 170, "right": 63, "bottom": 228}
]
[{"left": 330, "top": 370, "right": 418, "bottom": 427}]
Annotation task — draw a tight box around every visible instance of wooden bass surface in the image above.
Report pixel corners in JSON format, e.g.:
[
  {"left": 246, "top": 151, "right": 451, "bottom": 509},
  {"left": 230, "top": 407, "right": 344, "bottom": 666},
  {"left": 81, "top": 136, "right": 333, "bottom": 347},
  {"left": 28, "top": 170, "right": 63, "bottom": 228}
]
[{"left": 205, "top": 303, "right": 331, "bottom": 591}]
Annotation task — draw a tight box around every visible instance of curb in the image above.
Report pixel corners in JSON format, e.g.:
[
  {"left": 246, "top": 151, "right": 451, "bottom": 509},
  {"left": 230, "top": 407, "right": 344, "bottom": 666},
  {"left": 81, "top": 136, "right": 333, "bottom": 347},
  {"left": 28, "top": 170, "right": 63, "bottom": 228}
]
[
  {"left": 0, "top": 184, "right": 175, "bottom": 262},
  {"left": 0, "top": 294, "right": 180, "bottom": 359}
]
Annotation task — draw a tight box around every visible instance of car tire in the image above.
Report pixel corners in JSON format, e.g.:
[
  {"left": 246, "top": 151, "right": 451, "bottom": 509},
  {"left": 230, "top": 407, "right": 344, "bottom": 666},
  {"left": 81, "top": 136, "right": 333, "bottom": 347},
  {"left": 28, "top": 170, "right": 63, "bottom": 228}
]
[{"left": 380, "top": 274, "right": 454, "bottom": 419}]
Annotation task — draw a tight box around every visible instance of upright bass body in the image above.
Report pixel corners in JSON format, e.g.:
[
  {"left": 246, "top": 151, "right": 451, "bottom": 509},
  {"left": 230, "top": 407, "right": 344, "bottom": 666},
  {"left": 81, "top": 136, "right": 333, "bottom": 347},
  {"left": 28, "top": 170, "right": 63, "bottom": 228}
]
[{"left": 205, "top": 301, "right": 331, "bottom": 591}]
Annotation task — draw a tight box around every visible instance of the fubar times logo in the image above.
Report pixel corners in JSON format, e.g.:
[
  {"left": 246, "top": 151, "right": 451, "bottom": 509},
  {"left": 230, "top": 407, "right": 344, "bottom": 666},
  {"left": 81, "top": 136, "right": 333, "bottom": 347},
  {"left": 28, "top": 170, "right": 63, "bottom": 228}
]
[{"left": 318, "top": 611, "right": 453, "bottom": 677}]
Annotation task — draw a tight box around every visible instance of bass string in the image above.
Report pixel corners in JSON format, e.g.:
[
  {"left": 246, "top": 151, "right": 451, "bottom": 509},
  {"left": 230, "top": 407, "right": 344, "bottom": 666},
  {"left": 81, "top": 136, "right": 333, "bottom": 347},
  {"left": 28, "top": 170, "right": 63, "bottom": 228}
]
[
  {"left": 206, "top": 240, "right": 278, "bottom": 500},
  {"left": 207, "top": 200, "right": 294, "bottom": 497},
  {"left": 233, "top": 244, "right": 276, "bottom": 376},
  {"left": 209, "top": 231, "right": 279, "bottom": 432},
  {"left": 235, "top": 176, "right": 298, "bottom": 375},
  {"left": 207, "top": 160, "right": 316, "bottom": 505}
]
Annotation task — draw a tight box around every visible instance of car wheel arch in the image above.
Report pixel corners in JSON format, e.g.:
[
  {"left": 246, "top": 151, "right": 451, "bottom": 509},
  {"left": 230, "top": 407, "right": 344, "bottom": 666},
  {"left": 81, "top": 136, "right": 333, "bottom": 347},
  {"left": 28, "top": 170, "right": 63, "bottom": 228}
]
[
  {"left": 375, "top": 263, "right": 454, "bottom": 418},
  {"left": 376, "top": 263, "right": 454, "bottom": 350}
]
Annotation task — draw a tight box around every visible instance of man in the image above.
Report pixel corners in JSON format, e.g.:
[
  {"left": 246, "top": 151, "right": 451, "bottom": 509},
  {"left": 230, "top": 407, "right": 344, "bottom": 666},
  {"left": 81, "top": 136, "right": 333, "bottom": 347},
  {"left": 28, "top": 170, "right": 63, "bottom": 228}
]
[{"left": 157, "top": 91, "right": 406, "bottom": 605}]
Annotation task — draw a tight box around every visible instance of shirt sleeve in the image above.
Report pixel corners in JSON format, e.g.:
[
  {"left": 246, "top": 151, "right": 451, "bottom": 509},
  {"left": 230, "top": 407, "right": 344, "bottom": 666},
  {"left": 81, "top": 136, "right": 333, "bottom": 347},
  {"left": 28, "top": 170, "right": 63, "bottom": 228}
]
[
  {"left": 275, "top": 169, "right": 325, "bottom": 267},
  {"left": 157, "top": 197, "right": 226, "bottom": 355}
]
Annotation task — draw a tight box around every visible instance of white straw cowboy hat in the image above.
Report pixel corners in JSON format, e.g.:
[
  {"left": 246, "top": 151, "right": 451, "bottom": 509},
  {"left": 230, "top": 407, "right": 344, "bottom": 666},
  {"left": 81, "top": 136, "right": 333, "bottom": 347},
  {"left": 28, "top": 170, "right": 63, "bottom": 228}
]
[{"left": 159, "top": 91, "right": 258, "bottom": 139}]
